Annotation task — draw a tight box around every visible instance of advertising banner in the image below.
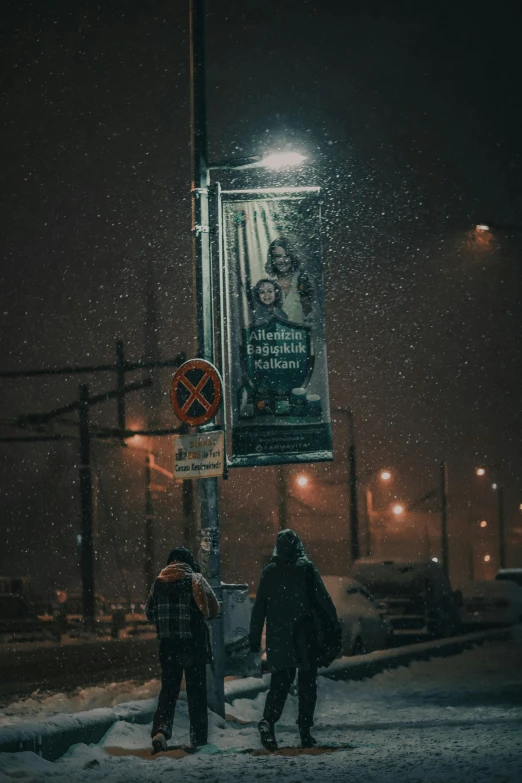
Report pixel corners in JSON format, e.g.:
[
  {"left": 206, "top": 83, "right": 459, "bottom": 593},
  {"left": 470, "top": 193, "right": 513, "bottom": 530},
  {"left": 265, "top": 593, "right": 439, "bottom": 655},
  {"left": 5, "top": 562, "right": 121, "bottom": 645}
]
[{"left": 221, "top": 188, "right": 333, "bottom": 466}]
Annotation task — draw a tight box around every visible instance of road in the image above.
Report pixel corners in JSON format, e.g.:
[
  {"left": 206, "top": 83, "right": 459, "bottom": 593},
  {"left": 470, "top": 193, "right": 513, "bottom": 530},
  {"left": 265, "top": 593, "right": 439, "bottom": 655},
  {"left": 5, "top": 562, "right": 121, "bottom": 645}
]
[{"left": 0, "top": 631, "right": 521, "bottom": 782}]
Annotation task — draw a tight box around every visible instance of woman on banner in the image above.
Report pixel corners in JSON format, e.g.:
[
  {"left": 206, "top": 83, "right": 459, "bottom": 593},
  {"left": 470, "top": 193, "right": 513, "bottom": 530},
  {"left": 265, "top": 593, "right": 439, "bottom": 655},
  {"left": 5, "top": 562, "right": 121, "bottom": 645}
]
[{"left": 265, "top": 238, "right": 314, "bottom": 325}]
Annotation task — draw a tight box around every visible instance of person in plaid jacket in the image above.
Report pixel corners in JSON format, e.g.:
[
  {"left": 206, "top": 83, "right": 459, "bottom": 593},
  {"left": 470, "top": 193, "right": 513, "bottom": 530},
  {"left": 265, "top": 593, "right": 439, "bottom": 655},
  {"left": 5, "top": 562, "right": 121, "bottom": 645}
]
[{"left": 146, "top": 546, "right": 219, "bottom": 753}]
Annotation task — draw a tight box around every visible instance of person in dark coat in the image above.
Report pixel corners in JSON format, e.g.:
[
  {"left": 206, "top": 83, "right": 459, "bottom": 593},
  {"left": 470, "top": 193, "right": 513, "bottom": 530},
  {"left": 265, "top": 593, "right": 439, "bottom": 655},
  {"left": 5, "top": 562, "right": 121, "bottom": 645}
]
[
  {"left": 146, "top": 546, "right": 220, "bottom": 754},
  {"left": 249, "top": 529, "right": 341, "bottom": 750}
]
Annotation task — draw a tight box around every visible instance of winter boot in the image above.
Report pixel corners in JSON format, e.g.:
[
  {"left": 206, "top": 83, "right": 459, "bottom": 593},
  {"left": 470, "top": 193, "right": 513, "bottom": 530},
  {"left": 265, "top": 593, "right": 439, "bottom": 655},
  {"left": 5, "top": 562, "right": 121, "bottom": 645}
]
[
  {"left": 189, "top": 728, "right": 208, "bottom": 750},
  {"left": 151, "top": 732, "right": 168, "bottom": 754},
  {"left": 258, "top": 718, "right": 278, "bottom": 751},
  {"left": 299, "top": 726, "right": 317, "bottom": 748}
]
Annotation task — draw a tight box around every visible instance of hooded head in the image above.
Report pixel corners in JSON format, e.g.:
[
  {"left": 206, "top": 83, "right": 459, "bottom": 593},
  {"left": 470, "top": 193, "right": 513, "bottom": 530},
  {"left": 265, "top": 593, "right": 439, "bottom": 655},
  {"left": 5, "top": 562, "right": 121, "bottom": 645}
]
[
  {"left": 166, "top": 546, "right": 200, "bottom": 572},
  {"left": 275, "top": 529, "right": 306, "bottom": 563}
]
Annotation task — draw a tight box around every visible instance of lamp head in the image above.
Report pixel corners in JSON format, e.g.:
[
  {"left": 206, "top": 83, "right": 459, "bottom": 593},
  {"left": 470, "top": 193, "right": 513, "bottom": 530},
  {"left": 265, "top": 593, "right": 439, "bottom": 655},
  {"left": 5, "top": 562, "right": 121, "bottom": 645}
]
[{"left": 260, "top": 152, "right": 307, "bottom": 169}]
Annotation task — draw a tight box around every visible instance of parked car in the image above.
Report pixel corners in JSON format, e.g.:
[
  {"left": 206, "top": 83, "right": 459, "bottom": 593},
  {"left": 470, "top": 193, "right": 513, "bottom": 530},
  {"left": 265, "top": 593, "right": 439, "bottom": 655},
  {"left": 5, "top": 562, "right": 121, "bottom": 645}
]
[
  {"left": 495, "top": 568, "right": 522, "bottom": 589},
  {"left": 460, "top": 580, "right": 522, "bottom": 629},
  {"left": 351, "top": 558, "right": 462, "bottom": 640},
  {"left": 322, "top": 576, "right": 393, "bottom": 655}
]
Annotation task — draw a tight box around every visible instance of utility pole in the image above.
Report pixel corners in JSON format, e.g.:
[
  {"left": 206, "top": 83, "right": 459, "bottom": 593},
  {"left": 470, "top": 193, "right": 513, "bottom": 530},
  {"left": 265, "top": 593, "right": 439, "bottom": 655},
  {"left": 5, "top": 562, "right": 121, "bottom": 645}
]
[
  {"left": 439, "top": 460, "right": 449, "bottom": 579},
  {"left": 116, "top": 341, "right": 126, "bottom": 440},
  {"left": 79, "top": 384, "right": 95, "bottom": 630},
  {"left": 497, "top": 485, "right": 506, "bottom": 569},
  {"left": 144, "top": 454, "right": 155, "bottom": 594},
  {"left": 466, "top": 509, "right": 475, "bottom": 581},
  {"left": 347, "top": 409, "right": 360, "bottom": 563},
  {"left": 2, "top": 354, "right": 186, "bottom": 628},
  {"left": 333, "top": 407, "right": 360, "bottom": 564},
  {"left": 277, "top": 465, "right": 289, "bottom": 531},
  {"left": 190, "top": 0, "right": 225, "bottom": 718},
  {"left": 365, "top": 486, "right": 373, "bottom": 557}
]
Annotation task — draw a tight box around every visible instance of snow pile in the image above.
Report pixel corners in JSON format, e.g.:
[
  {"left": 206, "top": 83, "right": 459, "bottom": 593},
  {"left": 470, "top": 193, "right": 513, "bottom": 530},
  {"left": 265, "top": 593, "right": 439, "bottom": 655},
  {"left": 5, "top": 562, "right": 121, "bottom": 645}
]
[{"left": 0, "top": 679, "right": 160, "bottom": 727}]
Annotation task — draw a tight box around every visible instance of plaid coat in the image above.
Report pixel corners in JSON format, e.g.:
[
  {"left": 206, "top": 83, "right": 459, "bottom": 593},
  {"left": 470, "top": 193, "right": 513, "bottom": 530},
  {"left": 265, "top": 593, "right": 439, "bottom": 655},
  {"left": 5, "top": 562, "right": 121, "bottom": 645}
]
[{"left": 146, "top": 573, "right": 217, "bottom": 662}]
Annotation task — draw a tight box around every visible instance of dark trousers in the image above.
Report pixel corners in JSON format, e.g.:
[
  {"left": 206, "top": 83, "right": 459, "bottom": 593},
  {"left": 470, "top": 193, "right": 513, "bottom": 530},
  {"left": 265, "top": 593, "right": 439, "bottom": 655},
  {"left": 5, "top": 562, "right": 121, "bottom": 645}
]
[
  {"left": 263, "top": 666, "right": 318, "bottom": 728},
  {"left": 152, "top": 640, "right": 208, "bottom": 743}
]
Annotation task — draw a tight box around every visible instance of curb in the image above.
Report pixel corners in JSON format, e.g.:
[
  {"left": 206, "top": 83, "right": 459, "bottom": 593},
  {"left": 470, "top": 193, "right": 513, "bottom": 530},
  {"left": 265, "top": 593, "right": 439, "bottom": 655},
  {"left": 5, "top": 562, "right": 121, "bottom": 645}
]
[{"left": 0, "top": 627, "right": 512, "bottom": 760}]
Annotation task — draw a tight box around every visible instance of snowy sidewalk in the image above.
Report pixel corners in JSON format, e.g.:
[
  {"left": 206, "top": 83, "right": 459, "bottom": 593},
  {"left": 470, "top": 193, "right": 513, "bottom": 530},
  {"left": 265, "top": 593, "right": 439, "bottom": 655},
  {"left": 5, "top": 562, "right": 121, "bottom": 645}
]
[{"left": 1, "top": 634, "right": 521, "bottom": 783}]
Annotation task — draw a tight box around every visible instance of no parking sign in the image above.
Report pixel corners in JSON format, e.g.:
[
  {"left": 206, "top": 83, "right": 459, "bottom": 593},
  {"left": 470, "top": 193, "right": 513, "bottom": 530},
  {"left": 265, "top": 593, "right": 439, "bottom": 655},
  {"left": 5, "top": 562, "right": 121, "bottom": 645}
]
[{"left": 170, "top": 359, "right": 222, "bottom": 426}]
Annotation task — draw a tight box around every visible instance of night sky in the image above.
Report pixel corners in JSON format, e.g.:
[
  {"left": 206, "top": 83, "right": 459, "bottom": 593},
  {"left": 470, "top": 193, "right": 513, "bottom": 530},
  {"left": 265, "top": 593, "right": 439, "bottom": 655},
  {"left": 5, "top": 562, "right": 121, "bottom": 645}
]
[{"left": 1, "top": 0, "right": 521, "bottom": 599}]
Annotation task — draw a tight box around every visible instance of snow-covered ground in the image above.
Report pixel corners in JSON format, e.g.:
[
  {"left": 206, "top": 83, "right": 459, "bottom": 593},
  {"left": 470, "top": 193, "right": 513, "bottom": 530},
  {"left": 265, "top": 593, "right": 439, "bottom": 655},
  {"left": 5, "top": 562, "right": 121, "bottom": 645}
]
[
  {"left": 1, "top": 633, "right": 521, "bottom": 783},
  {"left": 0, "top": 679, "right": 161, "bottom": 727}
]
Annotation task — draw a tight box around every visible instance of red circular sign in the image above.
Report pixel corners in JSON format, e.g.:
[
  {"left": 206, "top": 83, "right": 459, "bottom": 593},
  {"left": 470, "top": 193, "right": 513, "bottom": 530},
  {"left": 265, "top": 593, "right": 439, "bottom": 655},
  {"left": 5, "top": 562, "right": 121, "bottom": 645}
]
[{"left": 170, "top": 359, "right": 222, "bottom": 426}]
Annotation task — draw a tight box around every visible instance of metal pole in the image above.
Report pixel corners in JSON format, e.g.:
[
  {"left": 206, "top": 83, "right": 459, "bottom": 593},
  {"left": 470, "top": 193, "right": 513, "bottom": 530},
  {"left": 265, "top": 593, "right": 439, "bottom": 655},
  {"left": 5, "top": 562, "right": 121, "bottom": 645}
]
[
  {"left": 116, "top": 341, "right": 126, "bottom": 439},
  {"left": 144, "top": 454, "right": 155, "bottom": 594},
  {"left": 277, "top": 465, "right": 288, "bottom": 531},
  {"left": 190, "top": 0, "right": 225, "bottom": 718},
  {"left": 144, "top": 258, "right": 163, "bottom": 429},
  {"left": 467, "top": 510, "right": 474, "bottom": 581},
  {"left": 347, "top": 409, "right": 360, "bottom": 563},
  {"left": 79, "top": 384, "right": 95, "bottom": 630},
  {"left": 182, "top": 477, "right": 197, "bottom": 551},
  {"left": 497, "top": 485, "right": 506, "bottom": 569},
  {"left": 365, "top": 486, "right": 373, "bottom": 557},
  {"left": 439, "top": 460, "right": 449, "bottom": 578}
]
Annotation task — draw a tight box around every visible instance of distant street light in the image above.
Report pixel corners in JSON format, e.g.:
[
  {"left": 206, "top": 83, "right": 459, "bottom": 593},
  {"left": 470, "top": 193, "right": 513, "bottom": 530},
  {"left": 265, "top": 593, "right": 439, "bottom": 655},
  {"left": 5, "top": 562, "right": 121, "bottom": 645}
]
[
  {"left": 296, "top": 474, "right": 309, "bottom": 488},
  {"left": 480, "top": 520, "right": 488, "bottom": 528},
  {"left": 475, "top": 224, "right": 491, "bottom": 232},
  {"left": 484, "top": 554, "right": 491, "bottom": 562},
  {"left": 380, "top": 470, "right": 392, "bottom": 481},
  {"left": 392, "top": 504, "right": 404, "bottom": 516},
  {"left": 475, "top": 465, "right": 506, "bottom": 568}
]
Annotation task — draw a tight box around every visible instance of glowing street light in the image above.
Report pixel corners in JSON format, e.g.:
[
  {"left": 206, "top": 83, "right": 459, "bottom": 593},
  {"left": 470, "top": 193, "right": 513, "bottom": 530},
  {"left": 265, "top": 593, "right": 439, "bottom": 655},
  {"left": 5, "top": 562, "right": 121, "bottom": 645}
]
[
  {"left": 476, "top": 467, "right": 486, "bottom": 476},
  {"left": 480, "top": 520, "right": 488, "bottom": 528},
  {"left": 260, "top": 152, "right": 307, "bottom": 169},
  {"left": 392, "top": 504, "right": 405, "bottom": 516},
  {"left": 475, "top": 224, "right": 491, "bottom": 232},
  {"left": 210, "top": 151, "right": 307, "bottom": 171},
  {"left": 380, "top": 470, "right": 392, "bottom": 481},
  {"left": 484, "top": 554, "right": 491, "bottom": 562},
  {"left": 296, "top": 474, "right": 309, "bottom": 488}
]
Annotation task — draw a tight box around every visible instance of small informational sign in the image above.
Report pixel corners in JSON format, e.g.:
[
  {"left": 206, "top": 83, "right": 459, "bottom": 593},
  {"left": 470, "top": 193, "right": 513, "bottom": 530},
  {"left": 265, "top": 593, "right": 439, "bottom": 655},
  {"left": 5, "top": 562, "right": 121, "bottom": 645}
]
[
  {"left": 173, "top": 431, "right": 224, "bottom": 479},
  {"left": 170, "top": 359, "right": 222, "bottom": 426}
]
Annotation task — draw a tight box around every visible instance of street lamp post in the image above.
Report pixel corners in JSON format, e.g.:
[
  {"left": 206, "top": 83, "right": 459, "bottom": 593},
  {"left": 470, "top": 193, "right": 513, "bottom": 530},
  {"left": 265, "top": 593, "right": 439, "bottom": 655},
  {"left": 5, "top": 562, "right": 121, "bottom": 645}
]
[
  {"left": 189, "top": 0, "right": 307, "bottom": 716},
  {"left": 498, "top": 486, "right": 506, "bottom": 569},
  {"left": 333, "top": 407, "right": 360, "bottom": 563},
  {"left": 364, "top": 469, "right": 392, "bottom": 557},
  {"left": 190, "top": 0, "right": 225, "bottom": 718},
  {"left": 365, "top": 486, "right": 374, "bottom": 557}
]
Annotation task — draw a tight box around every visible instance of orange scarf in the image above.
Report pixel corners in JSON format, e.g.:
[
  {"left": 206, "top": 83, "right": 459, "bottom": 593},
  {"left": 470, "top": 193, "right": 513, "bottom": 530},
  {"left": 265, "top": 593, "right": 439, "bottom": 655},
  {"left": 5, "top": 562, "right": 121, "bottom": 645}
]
[{"left": 158, "top": 562, "right": 219, "bottom": 620}]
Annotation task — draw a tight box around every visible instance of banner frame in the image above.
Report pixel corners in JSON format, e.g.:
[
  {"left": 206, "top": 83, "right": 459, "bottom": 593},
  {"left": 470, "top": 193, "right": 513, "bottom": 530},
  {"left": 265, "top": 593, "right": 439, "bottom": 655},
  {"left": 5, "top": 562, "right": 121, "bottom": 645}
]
[{"left": 219, "top": 186, "right": 333, "bottom": 469}]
